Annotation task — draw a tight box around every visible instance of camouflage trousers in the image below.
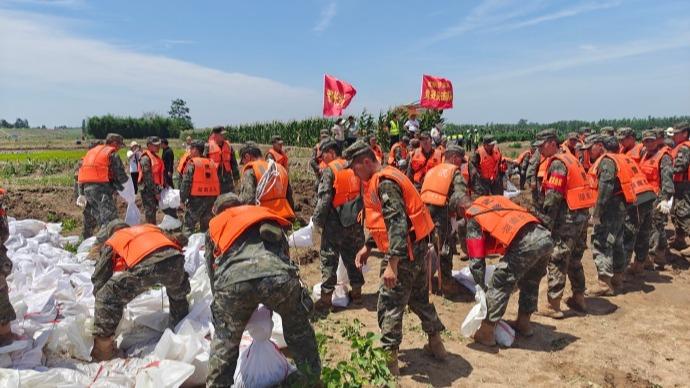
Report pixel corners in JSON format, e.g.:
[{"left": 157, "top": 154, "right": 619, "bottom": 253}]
[
  {"left": 671, "top": 191, "right": 690, "bottom": 239},
  {"left": 0, "top": 252, "right": 15, "bottom": 324},
  {"left": 649, "top": 198, "right": 669, "bottom": 264},
  {"left": 432, "top": 213, "right": 457, "bottom": 282},
  {"left": 219, "top": 173, "right": 234, "bottom": 195},
  {"left": 378, "top": 241, "right": 445, "bottom": 351},
  {"left": 92, "top": 255, "right": 190, "bottom": 337},
  {"left": 486, "top": 224, "right": 553, "bottom": 322},
  {"left": 623, "top": 200, "right": 654, "bottom": 266},
  {"left": 547, "top": 220, "right": 587, "bottom": 300},
  {"left": 182, "top": 197, "right": 215, "bottom": 237},
  {"left": 83, "top": 185, "right": 118, "bottom": 229},
  {"left": 82, "top": 201, "right": 98, "bottom": 239},
  {"left": 319, "top": 223, "right": 364, "bottom": 294},
  {"left": 208, "top": 274, "right": 320, "bottom": 388},
  {"left": 591, "top": 197, "right": 627, "bottom": 277},
  {"left": 141, "top": 190, "right": 178, "bottom": 225},
  {"left": 473, "top": 178, "right": 503, "bottom": 197}
]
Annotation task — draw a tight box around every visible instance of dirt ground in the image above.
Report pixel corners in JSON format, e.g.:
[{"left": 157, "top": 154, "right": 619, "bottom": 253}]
[{"left": 4, "top": 149, "right": 690, "bottom": 387}]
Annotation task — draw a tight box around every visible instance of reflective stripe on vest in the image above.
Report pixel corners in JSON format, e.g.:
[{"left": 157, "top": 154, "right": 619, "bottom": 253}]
[
  {"left": 138, "top": 150, "right": 165, "bottom": 186},
  {"left": 544, "top": 153, "right": 596, "bottom": 210},
  {"left": 465, "top": 195, "right": 538, "bottom": 255},
  {"left": 477, "top": 146, "right": 502, "bottom": 180},
  {"left": 388, "top": 142, "right": 408, "bottom": 165},
  {"left": 242, "top": 160, "right": 295, "bottom": 220},
  {"left": 267, "top": 148, "right": 289, "bottom": 170},
  {"left": 190, "top": 157, "right": 221, "bottom": 196},
  {"left": 208, "top": 205, "right": 290, "bottom": 258},
  {"left": 362, "top": 166, "right": 434, "bottom": 255},
  {"left": 410, "top": 148, "right": 443, "bottom": 184},
  {"left": 77, "top": 145, "right": 116, "bottom": 183},
  {"left": 208, "top": 140, "right": 233, "bottom": 171},
  {"left": 105, "top": 224, "right": 181, "bottom": 272},
  {"left": 639, "top": 147, "right": 671, "bottom": 194},
  {"left": 420, "top": 163, "right": 459, "bottom": 206},
  {"left": 176, "top": 151, "right": 191, "bottom": 174},
  {"left": 328, "top": 159, "right": 361, "bottom": 208}
]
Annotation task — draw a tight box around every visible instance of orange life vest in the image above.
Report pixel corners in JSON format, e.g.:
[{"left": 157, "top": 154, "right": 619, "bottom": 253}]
[
  {"left": 477, "top": 146, "right": 502, "bottom": 180},
  {"left": 189, "top": 158, "right": 221, "bottom": 196},
  {"left": 537, "top": 155, "right": 548, "bottom": 179},
  {"left": 208, "top": 140, "right": 233, "bottom": 172},
  {"left": 388, "top": 142, "right": 408, "bottom": 165},
  {"left": 106, "top": 224, "right": 181, "bottom": 272},
  {"left": 560, "top": 141, "right": 576, "bottom": 156},
  {"left": 639, "top": 147, "right": 671, "bottom": 194},
  {"left": 515, "top": 150, "right": 532, "bottom": 165},
  {"left": 410, "top": 148, "right": 443, "bottom": 184},
  {"left": 328, "top": 158, "right": 361, "bottom": 208},
  {"left": 580, "top": 148, "right": 592, "bottom": 170},
  {"left": 588, "top": 153, "right": 637, "bottom": 204},
  {"left": 371, "top": 145, "right": 383, "bottom": 163},
  {"left": 267, "top": 148, "right": 289, "bottom": 170},
  {"left": 420, "top": 163, "right": 459, "bottom": 206},
  {"left": 362, "top": 166, "right": 434, "bottom": 255},
  {"left": 138, "top": 150, "right": 165, "bottom": 186},
  {"left": 671, "top": 141, "right": 690, "bottom": 182},
  {"left": 619, "top": 154, "right": 655, "bottom": 196},
  {"left": 208, "top": 205, "right": 291, "bottom": 258},
  {"left": 543, "top": 153, "right": 596, "bottom": 210},
  {"left": 465, "top": 196, "right": 539, "bottom": 256},
  {"left": 242, "top": 160, "right": 295, "bottom": 220},
  {"left": 624, "top": 143, "right": 644, "bottom": 165},
  {"left": 176, "top": 151, "right": 191, "bottom": 174},
  {"left": 77, "top": 145, "right": 116, "bottom": 183}
]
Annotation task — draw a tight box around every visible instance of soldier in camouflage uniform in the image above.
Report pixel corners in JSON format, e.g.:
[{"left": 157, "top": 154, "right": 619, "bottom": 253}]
[
  {"left": 420, "top": 145, "right": 468, "bottom": 297},
  {"left": 80, "top": 133, "right": 129, "bottom": 228},
  {"left": 140, "top": 136, "right": 177, "bottom": 224},
  {"left": 237, "top": 142, "right": 295, "bottom": 214},
  {"left": 583, "top": 135, "right": 628, "bottom": 296},
  {"left": 74, "top": 141, "right": 102, "bottom": 239},
  {"left": 530, "top": 130, "right": 590, "bottom": 319},
  {"left": 205, "top": 194, "right": 320, "bottom": 387},
  {"left": 345, "top": 141, "right": 446, "bottom": 376},
  {"left": 309, "top": 131, "right": 331, "bottom": 182},
  {"left": 179, "top": 140, "right": 218, "bottom": 237},
  {"left": 90, "top": 220, "right": 190, "bottom": 361},
  {"left": 466, "top": 195, "right": 554, "bottom": 346},
  {"left": 0, "top": 188, "right": 17, "bottom": 346},
  {"left": 204, "top": 127, "right": 240, "bottom": 194},
  {"left": 526, "top": 146, "right": 546, "bottom": 211},
  {"left": 670, "top": 122, "right": 690, "bottom": 251},
  {"left": 312, "top": 139, "right": 366, "bottom": 312}
]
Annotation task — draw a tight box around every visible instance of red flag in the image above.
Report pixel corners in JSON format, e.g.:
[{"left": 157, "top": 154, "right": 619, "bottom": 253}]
[
  {"left": 420, "top": 74, "right": 453, "bottom": 109},
  {"left": 323, "top": 74, "right": 356, "bottom": 117}
]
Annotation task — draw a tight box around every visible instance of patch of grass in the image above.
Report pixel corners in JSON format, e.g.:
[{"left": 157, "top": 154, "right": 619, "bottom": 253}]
[
  {"left": 62, "top": 218, "right": 77, "bottom": 232},
  {"left": 46, "top": 212, "right": 60, "bottom": 223},
  {"left": 509, "top": 142, "right": 522, "bottom": 149},
  {"left": 63, "top": 241, "right": 79, "bottom": 254},
  {"left": 1, "top": 173, "right": 74, "bottom": 187}
]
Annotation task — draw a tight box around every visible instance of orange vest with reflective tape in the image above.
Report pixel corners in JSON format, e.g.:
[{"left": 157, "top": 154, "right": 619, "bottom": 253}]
[
  {"left": 77, "top": 145, "right": 116, "bottom": 183},
  {"left": 639, "top": 147, "right": 670, "bottom": 194},
  {"left": 671, "top": 141, "right": 690, "bottom": 182},
  {"left": 619, "top": 154, "right": 655, "bottom": 196},
  {"left": 588, "top": 153, "right": 637, "bottom": 204},
  {"left": 477, "top": 146, "right": 502, "bottom": 180},
  {"left": 267, "top": 148, "right": 289, "bottom": 170},
  {"left": 362, "top": 166, "right": 434, "bottom": 255},
  {"left": 624, "top": 143, "right": 644, "bottom": 165},
  {"left": 465, "top": 195, "right": 538, "bottom": 255},
  {"left": 242, "top": 160, "right": 295, "bottom": 220},
  {"left": 176, "top": 151, "right": 191, "bottom": 174},
  {"left": 138, "top": 150, "right": 165, "bottom": 186},
  {"left": 208, "top": 205, "right": 291, "bottom": 258},
  {"left": 388, "top": 142, "right": 408, "bottom": 165},
  {"left": 410, "top": 148, "right": 443, "bottom": 184},
  {"left": 190, "top": 157, "right": 220, "bottom": 196},
  {"left": 544, "top": 153, "right": 596, "bottom": 210},
  {"left": 328, "top": 159, "right": 361, "bottom": 208},
  {"left": 515, "top": 150, "right": 532, "bottom": 165},
  {"left": 208, "top": 140, "right": 233, "bottom": 171},
  {"left": 106, "top": 225, "right": 181, "bottom": 272},
  {"left": 420, "top": 163, "right": 459, "bottom": 206}
]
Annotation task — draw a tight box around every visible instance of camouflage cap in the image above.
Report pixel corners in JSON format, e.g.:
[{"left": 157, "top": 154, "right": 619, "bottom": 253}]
[
  {"left": 239, "top": 141, "right": 261, "bottom": 159},
  {"left": 319, "top": 138, "right": 338, "bottom": 153},
  {"left": 600, "top": 126, "right": 615, "bottom": 136},
  {"left": 401, "top": 135, "right": 410, "bottom": 143},
  {"left": 581, "top": 134, "right": 606, "bottom": 149},
  {"left": 641, "top": 130, "right": 656, "bottom": 141},
  {"left": 482, "top": 135, "right": 496, "bottom": 144},
  {"left": 579, "top": 127, "right": 591, "bottom": 134},
  {"left": 213, "top": 193, "right": 242, "bottom": 215},
  {"left": 653, "top": 127, "right": 666, "bottom": 139},
  {"left": 533, "top": 129, "right": 558, "bottom": 146},
  {"left": 673, "top": 121, "right": 689, "bottom": 134},
  {"left": 567, "top": 132, "right": 579, "bottom": 140},
  {"left": 419, "top": 131, "right": 431, "bottom": 139},
  {"left": 616, "top": 127, "right": 635, "bottom": 139},
  {"left": 190, "top": 140, "right": 206, "bottom": 151},
  {"left": 147, "top": 136, "right": 161, "bottom": 145},
  {"left": 444, "top": 144, "right": 465, "bottom": 157},
  {"left": 105, "top": 133, "right": 124, "bottom": 146},
  {"left": 96, "top": 219, "right": 128, "bottom": 243},
  {"left": 343, "top": 140, "right": 374, "bottom": 166}
]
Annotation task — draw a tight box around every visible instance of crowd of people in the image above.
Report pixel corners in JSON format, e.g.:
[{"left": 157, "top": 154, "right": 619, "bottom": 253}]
[{"left": 1, "top": 119, "right": 689, "bottom": 386}]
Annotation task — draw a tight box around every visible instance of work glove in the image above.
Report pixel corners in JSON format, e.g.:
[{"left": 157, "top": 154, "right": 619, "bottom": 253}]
[
  {"left": 76, "top": 195, "right": 87, "bottom": 208},
  {"left": 656, "top": 198, "right": 673, "bottom": 215}
]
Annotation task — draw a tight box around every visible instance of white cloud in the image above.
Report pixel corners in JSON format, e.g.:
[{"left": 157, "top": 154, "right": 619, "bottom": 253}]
[
  {"left": 0, "top": 10, "right": 320, "bottom": 127},
  {"left": 313, "top": 1, "right": 336, "bottom": 33},
  {"left": 491, "top": 0, "right": 621, "bottom": 32}
]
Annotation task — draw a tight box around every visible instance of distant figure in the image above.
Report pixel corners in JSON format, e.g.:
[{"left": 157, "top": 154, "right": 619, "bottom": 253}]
[
  {"left": 126, "top": 141, "right": 141, "bottom": 194},
  {"left": 161, "top": 138, "right": 175, "bottom": 188}
]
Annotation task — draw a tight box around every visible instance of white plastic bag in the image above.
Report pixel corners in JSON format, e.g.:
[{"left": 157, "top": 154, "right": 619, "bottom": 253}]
[
  {"left": 460, "top": 288, "right": 487, "bottom": 337},
  {"left": 158, "top": 215, "right": 182, "bottom": 231},
  {"left": 495, "top": 320, "right": 515, "bottom": 347},
  {"left": 117, "top": 177, "right": 136, "bottom": 204},
  {"left": 452, "top": 265, "right": 496, "bottom": 294},
  {"left": 125, "top": 202, "right": 141, "bottom": 226},
  {"left": 312, "top": 282, "right": 350, "bottom": 308},
  {"left": 159, "top": 188, "right": 180, "bottom": 210},
  {"left": 234, "top": 306, "right": 293, "bottom": 388},
  {"left": 288, "top": 220, "right": 313, "bottom": 248},
  {"left": 504, "top": 180, "right": 520, "bottom": 199}
]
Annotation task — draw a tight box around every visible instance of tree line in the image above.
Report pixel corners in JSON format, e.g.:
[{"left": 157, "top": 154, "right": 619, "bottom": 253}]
[{"left": 0, "top": 118, "right": 30, "bottom": 129}]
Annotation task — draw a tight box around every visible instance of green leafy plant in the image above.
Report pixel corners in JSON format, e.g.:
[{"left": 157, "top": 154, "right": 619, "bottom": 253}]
[
  {"left": 62, "top": 218, "right": 77, "bottom": 232},
  {"left": 63, "top": 241, "right": 78, "bottom": 254}
]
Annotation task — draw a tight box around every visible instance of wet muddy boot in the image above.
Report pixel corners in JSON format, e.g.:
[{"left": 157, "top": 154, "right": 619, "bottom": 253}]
[
  {"left": 627, "top": 261, "right": 644, "bottom": 277},
  {"left": 473, "top": 320, "right": 496, "bottom": 346},
  {"left": 314, "top": 291, "right": 333, "bottom": 314},
  {"left": 91, "top": 336, "right": 116, "bottom": 362},
  {"left": 441, "top": 277, "right": 462, "bottom": 298},
  {"left": 348, "top": 286, "right": 362, "bottom": 306},
  {"left": 0, "top": 323, "right": 15, "bottom": 347},
  {"left": 565, "top": 293, "right": 587, "bottom": 315},
  {"left": 387, "top": 349, "right": 400, "bottom": 376},
  {"left": 586, "top": 276, "right": 615, "bottom": 297},
  {"left": 509, "top": 312, "right": 534, "bottom": 337},
  {"left": 643, "top": 257, "right": 656, "bottom": 271},
  {"left": 611, "top": 273, "right": 624, "bottom": 292},
  {"left": 539, "top": 297, "right": 564, "bottom": 319},
  {"left": 424, "top": 333, "right": 447, "bottom": 361},
  {"left": 671, "top": 232, "right": 687, "bottom": 251}
]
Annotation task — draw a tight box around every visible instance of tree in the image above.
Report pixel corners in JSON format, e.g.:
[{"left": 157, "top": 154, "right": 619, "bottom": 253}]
[
  {"left": 0, "top": 119, "right": 11, "bottom": 128},
  {"left": 14, "top": 118, "right": 28, "bottom": 128},
  {"left": 168, "top": 98, "right": 193, "bottom": 130}
]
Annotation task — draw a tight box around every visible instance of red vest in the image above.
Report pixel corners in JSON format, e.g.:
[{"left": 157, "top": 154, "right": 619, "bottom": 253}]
[
  {"left": 106, "top": 225, "right": 181, "bottom": 272},
  {"left": 208, "top": 205, "right": 290, "bottom": 258},
  {"left": 190, "top": 158, "right": 220, "bottom": 196},
  {"left": 77, "top": 145, "right": 116, "bottom": 183},
  {"left": 138, "top": 150, "right": 165, "bottom": 186}
]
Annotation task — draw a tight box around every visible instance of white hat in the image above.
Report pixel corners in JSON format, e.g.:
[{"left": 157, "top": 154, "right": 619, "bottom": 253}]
[
  {"left": 130, "top": 141, "right": 139, "bottom": 148},
  {"left": 667, "top": 127, "right": 674, "bottom": 137}
]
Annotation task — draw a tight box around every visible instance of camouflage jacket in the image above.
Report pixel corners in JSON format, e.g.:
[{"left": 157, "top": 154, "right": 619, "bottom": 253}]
[
  {"left": 593, "top": 156, "right": 622, "bottom": 219},
  {"left": 313, "top": 166, "right": 364, "bottom": 231},
  {"left": 538, "top": 158, "right": 589, "bottom": 232},
  {"left": 139, "top": 153, "right": 162, "bottom": 195}
]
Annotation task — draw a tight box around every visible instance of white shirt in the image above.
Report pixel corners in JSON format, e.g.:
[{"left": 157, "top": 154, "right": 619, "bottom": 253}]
[
  {"left": 404, "top": 119, "right": 420, "bottom": 134},
  {"left": 127, "top": 150, "right": 140, "bottom": 173},
  {"left": 332, "top": 124, "right": 345, "bottom": 141}
]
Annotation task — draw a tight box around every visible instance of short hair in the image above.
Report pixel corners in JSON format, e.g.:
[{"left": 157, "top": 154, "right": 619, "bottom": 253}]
[
  {"left": 212, "top": 126, "right": 224, "bottom": 134},
  {"left": 161, "top": 138, "right": 169, "bottom": 145},
  {"left": 239, "top": 142, "right": 262, "bottom": 159},
  {"left": 352, "top": 148, "right": 377, "bottom": 164}
]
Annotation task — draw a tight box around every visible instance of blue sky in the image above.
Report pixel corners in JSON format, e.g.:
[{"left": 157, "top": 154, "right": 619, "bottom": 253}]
[{"left": 0, "top": 0, "right": 688, "bottom": 128}]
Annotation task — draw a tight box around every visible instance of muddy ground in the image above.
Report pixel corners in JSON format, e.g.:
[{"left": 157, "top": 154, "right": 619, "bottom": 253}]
[{"left": 4, "top": 153, "right": 690, "bottom": 387}]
